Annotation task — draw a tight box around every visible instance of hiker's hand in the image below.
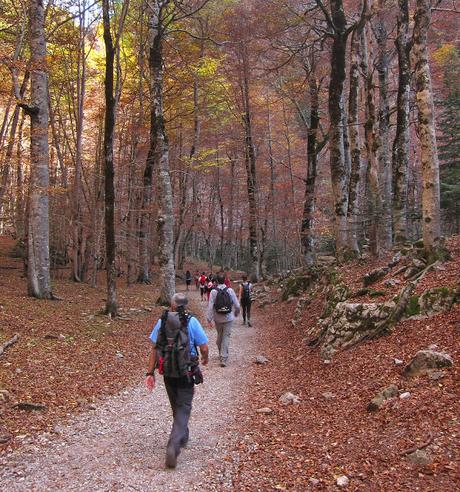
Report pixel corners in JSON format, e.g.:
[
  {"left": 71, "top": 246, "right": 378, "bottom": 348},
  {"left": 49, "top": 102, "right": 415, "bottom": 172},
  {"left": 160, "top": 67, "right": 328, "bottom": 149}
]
[
  {"left": 208, "top": 321, "right": 214, "bottom": 329},
  {"left": 201, "top": 356, "right": 209, "bottom": 366},
  {"left": 145, "top": 375, "right": 155, "bottom": 392}
]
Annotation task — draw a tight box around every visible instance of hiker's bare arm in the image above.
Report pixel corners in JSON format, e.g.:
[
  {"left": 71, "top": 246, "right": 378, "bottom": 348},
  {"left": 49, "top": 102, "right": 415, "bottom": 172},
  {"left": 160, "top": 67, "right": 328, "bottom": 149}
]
[
  {"left": 199, "top": 344, "right": 209, "bottom": 365},
  {"left": 147, "top": 344, "right": 157, "bottom": 374},
  {"left": 145, "top": 344, "right": 156, "bottom": 391}
]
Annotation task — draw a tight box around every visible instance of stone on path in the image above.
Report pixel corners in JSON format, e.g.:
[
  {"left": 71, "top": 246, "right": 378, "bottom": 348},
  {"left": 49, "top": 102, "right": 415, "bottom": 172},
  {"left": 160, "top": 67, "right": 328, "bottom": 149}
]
[
  {"left": 367, "top": 384, "right": 399, "bottom": 412},
  {"left": 279, "top": 392, "right": 300, "bottom": 405},
  {"left": 406, "top": 449, "right": 432, "bottom": 466},
  {"left": 403, "top": 350, "right": 453, "bottom": 377},
  {"left": 254, "top": 356, "right": 268, "bottom": 365},
  {"left": 399, "top": 392, "right": 411, "bottom": 399},
  {"left": 336, "top": 475, "right": 350, "bottom": 487},
  {"left": 256, "top": 407, "right": 273, "bottom": 414},
  {"left": 394, "top": 358, "right": 404, "bottom": 366}
]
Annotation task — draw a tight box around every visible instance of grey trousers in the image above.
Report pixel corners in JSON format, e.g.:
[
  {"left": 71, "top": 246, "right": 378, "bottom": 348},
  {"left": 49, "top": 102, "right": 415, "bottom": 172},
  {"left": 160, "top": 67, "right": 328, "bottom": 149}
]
[
  {"left": 215, "top": 320, "right": 233, "bottom": 363},
  {"left": 164, "top": 377, "right": 194, "bottom": 454}
]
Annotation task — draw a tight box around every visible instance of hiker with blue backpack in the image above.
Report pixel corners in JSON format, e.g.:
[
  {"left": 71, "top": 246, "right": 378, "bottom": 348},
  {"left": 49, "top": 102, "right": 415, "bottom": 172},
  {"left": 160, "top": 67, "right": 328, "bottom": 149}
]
[
  {"left": 145, "top": 293, "right": 209, "bottom": 469},
  {"left": 207, "top": 272, "right": 240, "bottom": 367}
]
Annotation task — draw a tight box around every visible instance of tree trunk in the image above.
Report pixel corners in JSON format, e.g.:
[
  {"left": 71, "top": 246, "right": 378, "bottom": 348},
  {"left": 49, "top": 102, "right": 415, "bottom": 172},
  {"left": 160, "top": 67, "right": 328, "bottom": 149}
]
[
  {"left": 301, "top": 73, "right": 319, "bottom": 264},
  {"left": 347, "top": 27, "right": 362, "bottom": 255},
  {"left": 148, "top": 0, "right": 175, "bottom": 304},
  {"left": 375, "top": 0, "right": 392, "bottom": 250},
  {"left": 0, "top": 73, "right": 29, "bottom": 214},
  {"left": 413, "top": 0, "right": 442, "bottom": 259},
  {"left": 362, "top": 25, "right": 382, "bottom": 257},
  {"left": 392, "top": 0, "right": 411, "bottom": 244},
  {"left": 102, "top": 0, "right": 118, "bottom": 315},
  {"left": 25, "top": 0, "right": 52, "bottom": 299},
  {"left": 72, "top": 2, "right": 87, "bottom": 282},
  {"left": 15, "top": 112, "right": 26, "bottom": 239},
  {"left": 241, "top": 42, "right": 259, "bottom": 281},
  {"left": 327, "top": 1, "right": 351, "bottom": 258}
]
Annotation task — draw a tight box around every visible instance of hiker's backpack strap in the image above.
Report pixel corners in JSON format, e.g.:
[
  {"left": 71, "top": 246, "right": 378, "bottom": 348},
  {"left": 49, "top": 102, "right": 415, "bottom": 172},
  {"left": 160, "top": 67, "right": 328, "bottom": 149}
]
[{"left": 156, "top": 309, "right": 169, "bottom": 348}]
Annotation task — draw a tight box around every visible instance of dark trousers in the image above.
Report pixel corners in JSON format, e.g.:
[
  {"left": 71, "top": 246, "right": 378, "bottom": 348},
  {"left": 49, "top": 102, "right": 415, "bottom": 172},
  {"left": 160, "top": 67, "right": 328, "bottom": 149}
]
[
  {"left": 164, "top": 377, "right": 194, "bottom": 454},
  {"left": 241, "top": 300, "right": 252, "bottom": 323}
]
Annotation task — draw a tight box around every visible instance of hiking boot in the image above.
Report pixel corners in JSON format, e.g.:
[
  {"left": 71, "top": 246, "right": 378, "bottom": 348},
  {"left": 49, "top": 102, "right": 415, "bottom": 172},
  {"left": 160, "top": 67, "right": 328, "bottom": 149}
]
[
  {"left": 248, "top": 321, "right": 252, "bottom": 327},
  {"left": 242, "top": 320, "right": 246, "bottom": 326},
  {"left": 165, "top": 444, "right": 178, "bottom": 469},
  {"left": 220, "top": 360, "right": 227, "bottom": 367}
]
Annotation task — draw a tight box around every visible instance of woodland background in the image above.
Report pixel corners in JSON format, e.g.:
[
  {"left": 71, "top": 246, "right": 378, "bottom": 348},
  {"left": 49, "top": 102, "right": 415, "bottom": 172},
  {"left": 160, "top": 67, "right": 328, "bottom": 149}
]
[{"left": 0, "top": 0, "right": 459, "bottom": 309}]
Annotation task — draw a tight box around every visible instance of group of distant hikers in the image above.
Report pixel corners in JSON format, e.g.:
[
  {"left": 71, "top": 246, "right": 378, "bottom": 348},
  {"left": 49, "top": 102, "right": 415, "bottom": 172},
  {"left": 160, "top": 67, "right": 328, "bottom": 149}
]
[{"left": 145, "top": 271, "right": 253, "bottom": 469}]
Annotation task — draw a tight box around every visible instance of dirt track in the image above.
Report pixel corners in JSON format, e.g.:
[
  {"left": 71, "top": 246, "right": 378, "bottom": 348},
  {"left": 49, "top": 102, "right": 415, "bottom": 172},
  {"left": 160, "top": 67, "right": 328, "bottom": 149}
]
[{"left": 0, "top": 289, "right": 254, "bottom": 491}]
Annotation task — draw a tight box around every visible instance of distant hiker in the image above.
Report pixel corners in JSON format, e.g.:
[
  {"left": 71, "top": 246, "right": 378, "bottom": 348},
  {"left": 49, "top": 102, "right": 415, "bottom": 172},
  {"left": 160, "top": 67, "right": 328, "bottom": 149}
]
[
  {"left": 207, "top": 272, "right": 240, "bottom": 367},
  {"left": 185, "top": 270, "right": 192, "bottom": 291},
  {"left": 224, "top": 271, "right": 231, "bottom": 288},
  {"left": 194, "top": 270, "right": 200, "bottom": 290},
  {"left": 238, "top": 274, "right": 253, "bottom": 327},
  {"left": 206, "top": 278, "right": 214, "bottom": 302},
  {"left": 199, "top": 272, "right": 206, "bottom": 301},
  {"left": 145, "top": 293, "right": 209, "bottom": 469}
]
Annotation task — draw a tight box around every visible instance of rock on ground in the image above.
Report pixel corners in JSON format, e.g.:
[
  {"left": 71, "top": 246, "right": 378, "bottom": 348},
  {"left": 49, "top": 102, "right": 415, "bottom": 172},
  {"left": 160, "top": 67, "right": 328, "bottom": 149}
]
[{"left": 403, "top": 350, "right": 454, "bottom": 377}]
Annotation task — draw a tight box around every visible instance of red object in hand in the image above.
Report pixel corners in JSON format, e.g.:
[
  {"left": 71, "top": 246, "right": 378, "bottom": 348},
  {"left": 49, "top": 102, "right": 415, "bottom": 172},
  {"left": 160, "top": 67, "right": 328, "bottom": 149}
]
[{"left": 158, "top": 357, "right": 164, "bottom": 375}]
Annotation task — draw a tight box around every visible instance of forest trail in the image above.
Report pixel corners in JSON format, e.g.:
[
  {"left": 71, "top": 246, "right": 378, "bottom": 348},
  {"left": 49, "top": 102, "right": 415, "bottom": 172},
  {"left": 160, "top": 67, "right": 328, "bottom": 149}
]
[{"left": 0, "top": 288, "right": 255, "bottom": 491}]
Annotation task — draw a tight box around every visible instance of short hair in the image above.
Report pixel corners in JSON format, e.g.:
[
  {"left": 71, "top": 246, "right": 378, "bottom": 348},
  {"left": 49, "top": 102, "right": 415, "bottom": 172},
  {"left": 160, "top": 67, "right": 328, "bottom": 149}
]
[
  {"left": 216, "top": 272, "right": 225, "bottom": 284},
  {"left": 242, "top": 274, "right": 248, "bottom": 281},
  {"left": 171, "top": 292, "right": 188, "bottom": 307}
]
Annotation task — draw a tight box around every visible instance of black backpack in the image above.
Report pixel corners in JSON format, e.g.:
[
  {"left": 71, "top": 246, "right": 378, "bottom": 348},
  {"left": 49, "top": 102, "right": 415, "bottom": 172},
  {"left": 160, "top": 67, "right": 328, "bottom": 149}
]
[
  {"left": 241, "top": 282, "right": 252, "bottom": 302},
  {"left": 214, "top": 287, "right": 233, "bottom": 314},
  {"left": 156, "top": 310, "right": 193, "bottom": 378}
]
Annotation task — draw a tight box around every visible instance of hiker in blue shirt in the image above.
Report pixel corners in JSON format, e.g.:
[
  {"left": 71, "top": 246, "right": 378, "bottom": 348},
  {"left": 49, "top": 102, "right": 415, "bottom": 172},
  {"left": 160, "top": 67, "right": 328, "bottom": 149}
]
[{"left": 145, "top": 293, "right": 209, "bottom": 469}]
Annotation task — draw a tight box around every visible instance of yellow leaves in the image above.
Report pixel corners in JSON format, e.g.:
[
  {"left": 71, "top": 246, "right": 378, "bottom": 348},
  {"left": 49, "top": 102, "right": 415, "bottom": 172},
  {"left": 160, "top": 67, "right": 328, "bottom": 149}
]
[
  {"left": 195, "top": 57, "right": 220, "bottom": 78},
  {"left": 433, "top": 44, "right": 457, "bottom": 66}
]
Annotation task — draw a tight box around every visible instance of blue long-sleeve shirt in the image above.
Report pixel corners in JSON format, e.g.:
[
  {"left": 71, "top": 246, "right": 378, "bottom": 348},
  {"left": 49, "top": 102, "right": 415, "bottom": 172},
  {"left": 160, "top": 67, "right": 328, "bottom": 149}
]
[{"left": 207, "top": 284, "right": 240, "bottom": 324}]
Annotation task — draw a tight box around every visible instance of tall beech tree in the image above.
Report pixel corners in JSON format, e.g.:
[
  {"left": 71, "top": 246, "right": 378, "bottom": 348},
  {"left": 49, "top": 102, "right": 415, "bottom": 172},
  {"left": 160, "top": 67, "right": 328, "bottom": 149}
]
[
  {"left": 20, "top": 0, "right": 53, "bottom": 299},
  {"left": 101, "top": 0, "right": 129, "bottom": 315},
  {"left": 392, "top": 0, "right": 411, "bottom": 244},
  {"left": 315, "top": 0, "right": 366, "bottom": 258},
  {"left": 413, "top": 0, "right": 442, "bottom": 259},
  {"left": 147, "top": 0, "right": 175, "bottom": 304}
]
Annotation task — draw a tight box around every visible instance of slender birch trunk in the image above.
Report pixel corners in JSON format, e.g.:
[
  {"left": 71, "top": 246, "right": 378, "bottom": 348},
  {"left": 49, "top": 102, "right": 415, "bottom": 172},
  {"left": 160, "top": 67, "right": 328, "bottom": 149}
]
[
  {"left": 392, "top": 0, "right": 411, "bottom": 244},
  {"left": 413, "top": 0, "right": 442, "bottom": 259}
]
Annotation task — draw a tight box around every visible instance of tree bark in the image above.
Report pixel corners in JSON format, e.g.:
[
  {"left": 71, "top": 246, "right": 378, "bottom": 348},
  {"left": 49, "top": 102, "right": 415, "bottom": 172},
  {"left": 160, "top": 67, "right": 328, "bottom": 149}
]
[
  {"left": 392, "top": 0, "right": 411, "bottom": 244},
  {"left": 102, "top": 0, "right": 118, "bottom": 315},
  {"left": 347, "top": 27, "right": 363, "bottom": 255},
  {"left": 300, "top": 73, "right": 320, "bottom": 264},
  {"left": 362, "top": 25, "right": 382, "bottom": 257},
  {"left": 25, "top": 0, "right": 52, "bottom": 299},
  {"left": 413, "top": 0, "right": 442, "bottom": 259},
  {"left": 148, "top": 0, "right": 175, "bottom": 304},
  {"left": 325, "top": 1, "right": 351, "bottom": 258},
  {"left": 240, "top": 42, "right": 260, "bottom": 281},
  {"left": 72, "top": 0, "right": 88, "bottom": 282},
  {"left": 375, "top": 0, "right": 392, "bottom": 249}
]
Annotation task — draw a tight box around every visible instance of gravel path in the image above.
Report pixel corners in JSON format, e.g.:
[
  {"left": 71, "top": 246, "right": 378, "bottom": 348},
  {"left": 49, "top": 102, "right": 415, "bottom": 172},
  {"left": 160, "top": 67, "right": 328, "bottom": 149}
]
[{"left": 0, "top": 290, "right": 256, "bottom": 491}]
